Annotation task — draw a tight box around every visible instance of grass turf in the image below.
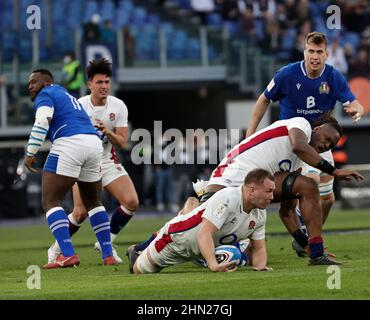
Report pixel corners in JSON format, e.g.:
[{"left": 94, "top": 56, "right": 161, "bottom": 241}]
[{"left": 1, "top": 209, "right": 370, "bottom": 300}]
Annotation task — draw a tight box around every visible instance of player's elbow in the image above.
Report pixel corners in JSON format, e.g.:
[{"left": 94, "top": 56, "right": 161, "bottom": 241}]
[{"left": 291, "top": 142, "right": 306, "bottom": 155}]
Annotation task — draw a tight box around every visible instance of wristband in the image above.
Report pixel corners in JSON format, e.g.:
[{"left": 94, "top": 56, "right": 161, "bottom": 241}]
[{"left": 316, "top": 159, "right": 336, "bottom": 175}]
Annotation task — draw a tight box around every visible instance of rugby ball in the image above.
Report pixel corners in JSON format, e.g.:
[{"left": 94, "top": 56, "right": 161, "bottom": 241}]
[{"left": 214, "top": 245, "right": 242, "bottom": 265}]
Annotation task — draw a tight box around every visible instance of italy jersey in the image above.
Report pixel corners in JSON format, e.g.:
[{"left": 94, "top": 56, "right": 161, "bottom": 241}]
[
  {"left": 264, "top": 61, "right": 356, "bottom": 124},
  {"left": 33, "top": 84, "right": 97, "bottom": 143},
  {"left": 78, "top": 95, "right": 128, "bottom": 162}
]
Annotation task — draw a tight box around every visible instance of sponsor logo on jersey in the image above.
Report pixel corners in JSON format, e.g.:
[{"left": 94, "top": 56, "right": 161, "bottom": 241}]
[
  {"left": 319, "top": 82, "right": 330, "bottom": 94},
  {"left": 109, "top": 112, "right": 116, "bottom": 121}
]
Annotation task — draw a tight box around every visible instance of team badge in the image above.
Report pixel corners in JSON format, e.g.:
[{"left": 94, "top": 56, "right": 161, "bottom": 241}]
[
  {"left": 109, "top": 113, "right": 116, "bottom": 121},
  {"left": 319, "top": 82, "right": 330, "bottom": 94},
  {"left": 248, "top": 220, "right": 256, "bottom": 230},
  {"left": 296, "top": 83, "right": 301, "bottom": 90}
]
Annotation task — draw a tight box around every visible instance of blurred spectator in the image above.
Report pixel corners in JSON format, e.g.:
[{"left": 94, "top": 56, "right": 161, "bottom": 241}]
[
  {"left": 190, "top": 0, "right": 215, "bottom": 25},
  {"left": 290, "top": 33, "right": 305, "bottom": 62},
  {"left": 343, "top": 1, "right": 368, "bottom": 34},
  {"left": 0, "top": 75, "right": 8, "bottom": 125},
  {"left": 239, "top": 6, "right": 256, "bottom": 43},
  {"left": 259, "top": 14, "right": 279, "bottom": 53},
  {"left": 245, "top": 0, "right": 276, "bottom": 18},
  {"left": 123, "top": 26, "right": 135, "bottom": 67},
  {"left": 61, "top": 52, "right": 84, "bottom": 99},
  {"left": 101, "top": 20, "right": 116, "bottom": 44},
  {"left": 348, "top": 48, "right": 370, "bottom": 78},
  {"left": 327, "top": 37, "right": 348, "bottom": 75},
  {"left": 216, "top": 0, "right": 240, "bottom": 21},
  {"left": 83, "top": 13, "right": 101, "bottom": 43}
]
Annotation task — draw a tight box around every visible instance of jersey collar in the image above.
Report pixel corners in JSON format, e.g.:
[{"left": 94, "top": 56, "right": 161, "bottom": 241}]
[{"left": 300, "top": 60, "right": 326, "bottom": 78}]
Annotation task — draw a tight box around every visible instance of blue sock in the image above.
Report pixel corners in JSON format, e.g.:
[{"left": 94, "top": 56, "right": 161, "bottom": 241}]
[
  {"left": 110, "top": 205, "right": 134, "bottom": 236},
  {"left": 46, "top": 207, "right": 75, "bottom": 257},
  {"left": 135, "top": 233, "right": 157, "bottom": 252},
  {"left": 308, "top": 236, "right": 324, "bottom": 258},
  {"left": 89, "top": 206, "right": 113, "bottom": 259}
]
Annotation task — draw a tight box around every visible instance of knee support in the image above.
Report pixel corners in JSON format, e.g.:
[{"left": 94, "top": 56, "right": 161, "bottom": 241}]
[
  {"left": 319, "top": 180, "right": 334, "bottom": 197},
  {"left": 281, "top": 170, "right": 302, "bottom": 201}
]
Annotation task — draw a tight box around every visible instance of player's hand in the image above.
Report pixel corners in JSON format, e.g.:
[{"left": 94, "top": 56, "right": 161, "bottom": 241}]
[
  {"left": 253, "top": 266, "right": 273, "bottom": 271},
  {"left": 209, "top": 261, "right": 237, "bottom": 272},
  {"left": 24, "top": 156, "right": 37, "bottom": 173},
  {"left": 333, "top": 169, "right": 364, "bottom": 182},
  {"left": 344, "top": 105, "right": 364, "bottom": 123},
  {"left": 95, "top": 119, "right": 112, "bottom": 135}
]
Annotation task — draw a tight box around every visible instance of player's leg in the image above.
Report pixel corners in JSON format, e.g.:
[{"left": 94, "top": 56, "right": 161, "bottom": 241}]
[
  {"left": 319, "top": 175, "right": 335, "bottom": 224},
  {"left": 106, "top": 174, "right": 139, "bottom": 243},
  {"left": 77, "top": 179, "right": 117, "bottom": 265},
  {"left": 42, "top": 172, "right": 80, "bottom": 268},
  {"left": 274, "top": 171, "right": 341, "bottom": 265},
  {"left": 47, "top": 182, "right": 90, "bottom": 263}
]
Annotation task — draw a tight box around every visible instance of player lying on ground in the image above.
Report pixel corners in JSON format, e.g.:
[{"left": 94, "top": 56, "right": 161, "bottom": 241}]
[
  {"left": 25, "top": 69, "right": 117, "bottom": 268},
  {"left": 127, "top": 115, "right": 363, "bottom": 268},
  {"left": 132, "top": 169, "right": 275, "bottom": 274},
  {"left": 47, "top": 58, "right": 139, "bottom": 264}
]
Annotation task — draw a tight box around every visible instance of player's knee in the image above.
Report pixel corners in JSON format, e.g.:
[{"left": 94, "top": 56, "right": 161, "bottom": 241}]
[
  {"left": 72, "top": 207, "right": 88, "bottom": 224},
  {"left": 300, "top": 176, "right": 320, "bottom": 198},
  {"left": 122, "top": 196, "right": 139, "bottom": 212}
]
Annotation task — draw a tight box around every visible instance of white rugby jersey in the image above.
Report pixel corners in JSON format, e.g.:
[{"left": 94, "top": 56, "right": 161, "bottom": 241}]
[
  {"left": 78, "top": 95, "right": 128, "bottom": 162},
  {"left": 213, "top": 117, "right": 312, "bottom": 178},
  {"left": 154, "top": 186, "right": 266, "bottom": 259}
]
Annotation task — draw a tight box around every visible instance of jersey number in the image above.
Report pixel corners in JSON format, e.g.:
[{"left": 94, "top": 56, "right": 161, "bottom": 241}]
[
  {"left": 65, "top": 92, "right": 82, "bottom": 110},
  {"left": 306, "top": 96, "right": 315, "bottom": 109}
]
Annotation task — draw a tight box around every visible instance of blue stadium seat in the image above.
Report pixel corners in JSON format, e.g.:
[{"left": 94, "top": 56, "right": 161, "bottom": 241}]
[
  {"left": 224, "top": 21, "right": 239, "bottom": 37},
  {"left": 118, "top": 0, "right": 134, "bottom": 14},
  {"left": 115, "top": 9, "right": 130, "bottom": 27},
  {"left": 83, "top": 0, "right": 99, "bottom": 23},
  {"left": 147, "top": 14, "right": 161, "bottom": 27},
  {"left": 100, "top": 0, "right": 115, "bottom": 22},
  {"left": 131, "top": 7, "right": 147, "bottom": 25},
  {"left": 187, "top": 38, "right": 201, "bottom": 60},
  {"left": 343, "top": 32, "right": 360, "bottom": 50},
  {"left": 178, "top": 0, "right": 191, "bottom": 10},
  {"left": 206, "top": 13, "right": 223, "bottom": 27}
]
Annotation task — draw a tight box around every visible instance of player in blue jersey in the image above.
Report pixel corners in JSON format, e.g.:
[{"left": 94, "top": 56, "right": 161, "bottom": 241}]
[
  {"left": 24, "top": 69, "right": 118, "bottom": 268},
  {"left": 246, "top": 32, "right": 366, "bottom": 257}
]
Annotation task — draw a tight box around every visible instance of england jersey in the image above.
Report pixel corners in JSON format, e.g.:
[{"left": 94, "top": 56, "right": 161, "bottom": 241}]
[
  {"left": 264, "top": 61, "right": 355, "bottom": 124},
  {"left": 33, "top": 84, "right": 97, "bottom": 142},
  {"left": 154, "top": 186, "right": 266, "bottom": 260},
  {"left": 78, "top": 95, "right": 128, "bottom": 162},
  {"left": 212, "top": 117, "right": 311, "bottom": 179}
]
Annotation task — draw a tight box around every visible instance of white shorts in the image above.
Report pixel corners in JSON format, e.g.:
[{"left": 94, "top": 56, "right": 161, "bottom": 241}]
[
  {"left": 101, "top": 160, "right": 128, "bottom": 187},
  {"left": 208, "top": 162, "right": 248, "bottom": 187},
  {"left": 136, "top": 231, "right": 192, "bottom": 273},
  {"left": 44, "top": 134, "right": 103, "bottom": 182}
]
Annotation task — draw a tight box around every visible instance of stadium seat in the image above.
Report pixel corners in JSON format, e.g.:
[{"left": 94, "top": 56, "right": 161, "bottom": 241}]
[
  {"left": 131, "top": 7, "right": 147, "bottom": 26},
  {"left": 343, "top": 32, "right": 360, "bottom": 50},
  {"left": 100, "top": 0, "right": 115, "bottom": 22},
  {"left": 187, "top": 38, "right": 201, "bottom": 60},
  {"left": 206, "top": 13, "right": 223, "bottom": 28},
  {"left": 83, "top": 0, "right": 99, "bottom": 24}
]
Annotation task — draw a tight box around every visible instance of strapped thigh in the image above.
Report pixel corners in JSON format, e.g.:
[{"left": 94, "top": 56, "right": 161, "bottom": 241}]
[{"left": 281, "top": 171, "right": 302, "bottom": 201}]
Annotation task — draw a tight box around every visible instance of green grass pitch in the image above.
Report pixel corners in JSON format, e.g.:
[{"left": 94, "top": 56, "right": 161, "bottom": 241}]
[{"left": 1, "top": 209, "right": 370, "bottom": 300}]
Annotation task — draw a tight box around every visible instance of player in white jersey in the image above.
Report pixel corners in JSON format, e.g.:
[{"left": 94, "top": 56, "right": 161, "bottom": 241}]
[
  {"left": 47, "top": 59, "right": 139, "bottom": 264},
  {"left": 133, "top": 169, "right": 275, "bottom": 274},
  {"left": 127, "top": 114, "right": 363, "bottom": 267}
]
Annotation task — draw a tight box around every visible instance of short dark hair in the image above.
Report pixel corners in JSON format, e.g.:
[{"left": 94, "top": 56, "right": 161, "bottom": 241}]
[
  {"left": 31, "top": 69, "right": 54, "bottom": 80},
  {"left": 313, "top": 113, "right": 343, "bottom": 137},
  {"left": 305, "top": 31, "right": 328, "bottom": 49},
  {"left": 244, "top": 169, "right": 275, "bottom": 186},
  {"left": 86, "top": 58, "right": 112, "bottom": 80}
]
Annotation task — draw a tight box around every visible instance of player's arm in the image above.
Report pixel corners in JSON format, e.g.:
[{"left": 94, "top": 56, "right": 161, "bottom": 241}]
[
  {"left": 246, "top": 93, "right": 271, "bottom": 137},
  {"left": 24, "top": 106, "right": 54, "bottom": 173},
  {"left": 96, "top": 120, "right": 128, "bottom": 149},
  {"left": 197, "top": 218, "right": 237, "bottom": 272},
  {"left": 289, "top": 128, "right": 364, "bottom": 181},
  {"left": 343, "top": 100, "right": 366, "bottom": 123},
  {"left": 250, "top": 239, "right": 272, "bottom": 271}
]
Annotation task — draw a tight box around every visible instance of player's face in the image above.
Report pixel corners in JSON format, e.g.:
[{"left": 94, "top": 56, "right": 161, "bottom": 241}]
[
  {"left": 88, "top": 74, "right": 111, "bottom": 100},
  {"left": 249, "top": 179, "right": 275, "bottom": 209},
  {"left": 28, "top": 73, "right": 48, "bottom": 101},
  {"left": 311, "top": 125, "right": 340, "bottom": 153},
  {"left": 304, "top": 42, "right": 328, "bottom": 75}
]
